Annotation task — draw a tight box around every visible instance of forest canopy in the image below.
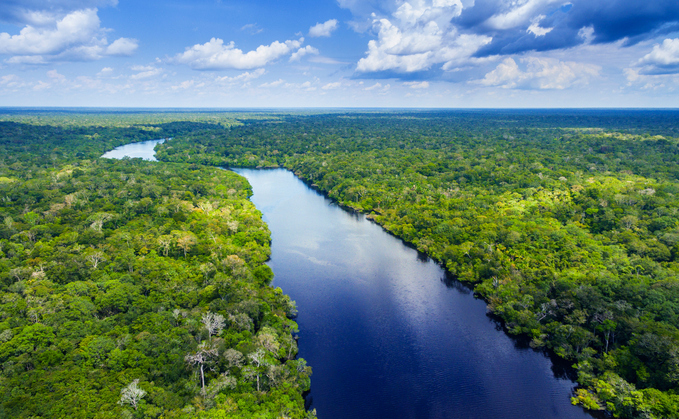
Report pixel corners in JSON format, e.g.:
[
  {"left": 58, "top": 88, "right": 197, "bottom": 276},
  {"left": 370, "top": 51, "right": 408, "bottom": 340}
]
[
  {"left": 151, "top": 109, "right": 679, "bottom": 419},
  {"left": 3, "top": 108, "right": 679, "bottom": 418},
  {"left": 0, "top": 113, "right": 313, "bottom": 419}
]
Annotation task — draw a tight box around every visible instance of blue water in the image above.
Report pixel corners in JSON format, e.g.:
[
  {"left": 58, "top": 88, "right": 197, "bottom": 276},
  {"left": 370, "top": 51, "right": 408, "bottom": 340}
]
[
  {"left": 103, "top": 140, "right": 593, "bottom": 418},
  {"left": 101, "top": 138, "right": 166, "bottom": 161},
  {"left": 234, "top": 168, "right": 593, "bottom": 419}
]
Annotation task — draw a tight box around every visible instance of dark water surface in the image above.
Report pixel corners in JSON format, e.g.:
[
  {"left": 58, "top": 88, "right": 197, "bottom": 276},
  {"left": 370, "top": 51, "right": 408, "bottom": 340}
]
[
  {"left": 233, "top": 168, "right": 592, "bottom": 419},
  {"left": 101, "top": 141, "right": 591, "bottom": 419}
]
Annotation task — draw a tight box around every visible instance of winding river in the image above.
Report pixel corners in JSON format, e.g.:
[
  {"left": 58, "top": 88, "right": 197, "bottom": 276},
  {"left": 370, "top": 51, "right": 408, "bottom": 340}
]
[{"left": 105, "top": 140, "right": 593, "bottom": 419}]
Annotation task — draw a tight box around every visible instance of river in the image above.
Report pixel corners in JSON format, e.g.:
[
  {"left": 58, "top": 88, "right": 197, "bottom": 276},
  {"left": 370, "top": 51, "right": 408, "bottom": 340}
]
[
  {"left": 104, "top": 140, "right": 593, "bottom": 419},
  {"left": 235, "top": 168, "right": 592, "bottom": 419},
  {"left": 101, "top": 138, "right": 166, "bottom": 161}
]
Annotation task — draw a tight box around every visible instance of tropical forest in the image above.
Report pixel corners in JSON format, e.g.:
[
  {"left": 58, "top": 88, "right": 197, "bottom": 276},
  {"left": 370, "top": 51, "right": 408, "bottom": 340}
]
[{"left": 2, "top": 109, "right": 679, "bottom": 418}]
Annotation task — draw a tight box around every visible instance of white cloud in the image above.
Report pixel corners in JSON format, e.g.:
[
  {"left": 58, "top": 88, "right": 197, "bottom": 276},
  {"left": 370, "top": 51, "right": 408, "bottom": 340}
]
[
  {"left": 290, "top": 45, "right": 319, "bottom": 61},
  {"left": 74, "top": 75, "right": 100, "bottom": 88},
  {"left": 97, "top": 66, "right": 113, "bottom": 76},
  {"left": 259, "top": 79, "right": 285, "bottom": 87},
  {"left": 527, "top": 15, "right": 553, "bottom": 37},
  {"left": 216, "top": 68, "right": 266, "bottom": 83},
  {"left": 33, "top": 80, "right": 50, "bottom": 90},
  {"left": 355, "top": 1, "right": 491, "bottom": 74},
  {"left": 172, "top": 37, "right": 303, "bottom": 70},
  {"left": 130, "top": 65, "right": 162, "bottom": 80},
  {"left": 477, "top": 57, "right": 600, "bottom": 89},
  {"left": 0, "top": 9, "right": 100, "bottom": 54},
  {"left": 403, "top": 81, "right": 429, "bottom": 89},
  {"left": 171, "top": 80, "right": 206, "bottom": 90},
  {"left": 106, "top": 37, "right": 138, "bottom": 56},
  {"left": 477, "top": 57, "right": 522, "bottom": 87},
  {"left": 47, "top": 69, "right": 66, "bottom": 82},
  {"left": 636, "top": 38, "right": 679, "bottom": 74},
  {"left": 6, "top": 55, "right": 47, "bottom": 64},
  {"left": 624, "top": 68, "right": 678, "bottom": 90},
  {"left": 322, "top": 81, "right": 342, "bottom": 90},
  {"left": 309, "top": 19, "right": 339, "bottom": 37},
  {"left": 484, "top": 0, "right": 559, "bottom": 30},
  {"left": 284, "top": 79, "right": 318, "bottom": 91},
  {"left": 0, "top": 8, "right": 138, "bottom": 62},
  {"left": 0, "top": 74, "right": 22, "bottom": 88},
  {"left": 0, "top": 1, "right": 118, "bottom": 24},
  {"left": 363, "top": 82, "right": 391, "bottom": 93},
  {"left": 578, "top": 26, "right": 594, "bottom": 44}
]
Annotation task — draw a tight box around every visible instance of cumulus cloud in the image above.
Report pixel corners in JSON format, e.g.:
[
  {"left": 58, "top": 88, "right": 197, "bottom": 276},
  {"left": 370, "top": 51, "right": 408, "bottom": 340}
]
[
  {"left": 290, "top": 45, "right": 319, "bottom": 61},
  {"left": 97, "top": 66, "right": 113, "bottom": 76},
  {"left": 635, "top": 38, "right": 679, "bottom": 75},
  {"left": 172, "top": 37, "right": 303, "bottom": 70},
  {"left": 355, "top": 1, "right": 491, "bottom": 74},
  {"left": 309, "top": 19, "right": 339, "bottom": 37},
  {"left": 476, "top": 57, "right": 600, "bottom": 89},
  {"left": 106, "top": 37, "right": 138, "bottom": 56},
  {"left": 0, "top": 8, "right": 138, "bottom": 62},
  {"left": 0, "top": 9, "right": 100, "bottom": 55},
  {"left": 342, "top": 0, "right": 679, "bottom": 79}
]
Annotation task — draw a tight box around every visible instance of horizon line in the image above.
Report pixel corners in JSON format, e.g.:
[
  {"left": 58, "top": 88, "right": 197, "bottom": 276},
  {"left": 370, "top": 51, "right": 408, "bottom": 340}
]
[{"left": 1, "top": 106, "right": 679, "bottom": 111}]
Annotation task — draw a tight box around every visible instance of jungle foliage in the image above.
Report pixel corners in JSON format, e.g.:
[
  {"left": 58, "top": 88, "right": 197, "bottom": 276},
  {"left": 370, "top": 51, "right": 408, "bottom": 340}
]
[
  {"left": 154, "top": 110, "right": 679, "bottom": 418},
  {"left": 0, "top": 116, "right": 312, "bottom": 419}
]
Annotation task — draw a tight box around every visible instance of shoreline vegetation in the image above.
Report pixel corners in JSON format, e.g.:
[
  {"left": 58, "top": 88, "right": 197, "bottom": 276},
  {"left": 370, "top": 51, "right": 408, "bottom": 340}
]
[
  {"left": 152, "top": 110, "right": 679, "bottom": 419},
  {"left": 0, "top": 116, "right": 313, "bottom": 418},
  {"left": 2, "top": 109, "right": 679, "bottom": 418}
]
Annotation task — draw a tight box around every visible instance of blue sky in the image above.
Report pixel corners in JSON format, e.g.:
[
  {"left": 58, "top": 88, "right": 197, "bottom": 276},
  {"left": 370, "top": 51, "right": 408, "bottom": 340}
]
[{"left": 0, "top": 0, "right": 678, "bottom": 107}]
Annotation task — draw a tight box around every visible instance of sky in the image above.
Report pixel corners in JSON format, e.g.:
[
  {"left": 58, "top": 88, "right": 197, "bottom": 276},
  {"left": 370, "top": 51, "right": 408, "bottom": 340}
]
[{"left": 0, "top": 0, "right": 678, "bottom": 108}]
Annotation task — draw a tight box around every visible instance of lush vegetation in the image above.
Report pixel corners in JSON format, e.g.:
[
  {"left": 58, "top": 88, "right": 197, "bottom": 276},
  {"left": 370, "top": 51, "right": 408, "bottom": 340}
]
[
  {"left": 153, "top": 110, "right": 679, "bottom": 418},
  {"left": 0, "top": 117, "right": 313, "bottom": 418},
  {"left": 5, "top": 109, "right": 679, "bottom": 418}
]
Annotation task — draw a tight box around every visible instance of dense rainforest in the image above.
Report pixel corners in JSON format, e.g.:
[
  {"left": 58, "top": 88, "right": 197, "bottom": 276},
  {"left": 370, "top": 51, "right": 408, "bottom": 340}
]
[
  {"left": 150, "top": 109, "right": 679, "bottom": 419},
  {"left": 0, "top": 114, "right": 313, "bottom": 418},
  {"left": 4, "top": 109, "right": 679, "bottom": 418}
]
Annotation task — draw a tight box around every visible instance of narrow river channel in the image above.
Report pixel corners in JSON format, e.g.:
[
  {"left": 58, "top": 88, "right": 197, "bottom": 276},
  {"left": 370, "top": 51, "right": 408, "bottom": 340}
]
[{"left": 104, "top": 140, "right": 593, "bottom": 419}]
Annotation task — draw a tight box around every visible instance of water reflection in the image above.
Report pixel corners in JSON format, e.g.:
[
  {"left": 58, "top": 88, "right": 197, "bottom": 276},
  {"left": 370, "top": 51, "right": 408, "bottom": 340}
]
[
  {"left": 234, "top": 168, "right": 593, "bottom": 419},
  {"left": 101, "top": 138, "right": 166, "bottom": 161},
  {"left": 99, "top": 138, "right": 594, "bottom": 419}
]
